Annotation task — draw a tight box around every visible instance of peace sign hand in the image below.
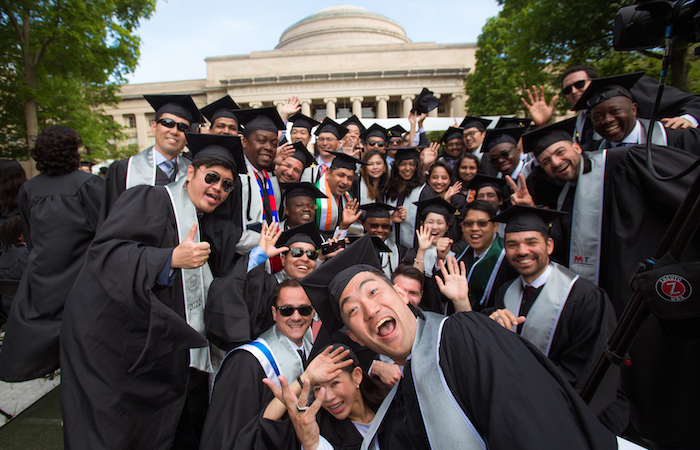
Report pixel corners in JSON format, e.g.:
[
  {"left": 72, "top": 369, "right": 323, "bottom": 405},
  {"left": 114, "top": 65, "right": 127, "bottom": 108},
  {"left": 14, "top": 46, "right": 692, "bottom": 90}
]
[{"left": 506, "top": 174, "right": 535, "bottom": 207}]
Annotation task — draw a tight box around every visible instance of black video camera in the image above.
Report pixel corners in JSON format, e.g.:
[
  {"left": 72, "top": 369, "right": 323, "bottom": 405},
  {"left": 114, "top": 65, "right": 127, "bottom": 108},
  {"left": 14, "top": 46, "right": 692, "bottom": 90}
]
[{"left": 613, "top": 0, "right": 700, "bottom": 51}]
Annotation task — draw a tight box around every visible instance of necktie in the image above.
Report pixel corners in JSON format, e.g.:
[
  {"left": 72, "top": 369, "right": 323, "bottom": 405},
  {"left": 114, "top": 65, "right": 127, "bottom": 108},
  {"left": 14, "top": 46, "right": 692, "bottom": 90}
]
[
  {"left": 297, "top": 349, "right": 307, "bottom": 369},
  {"left": 255, "top": 171, "right": 273, "bottom": 225},
  {"left": 319, "top": 164, "right": 328, "bottom": 176},
  {"left": 523, "top": 285, "right": 536, "bottom": 302},
  {"left": 162, "top": 159, "right": 176, "bottom": 179}
]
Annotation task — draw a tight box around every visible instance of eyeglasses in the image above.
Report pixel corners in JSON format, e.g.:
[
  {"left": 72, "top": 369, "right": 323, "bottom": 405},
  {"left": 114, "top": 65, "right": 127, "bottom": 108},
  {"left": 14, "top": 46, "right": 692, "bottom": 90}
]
[
  {"left": 276, "top": 305, "right": 314, "bottom": 316},
  {"left": 489, "top": 150, "right": 512, "bottom": 165},
  {"left": 204, "top": 172, "right": 234, "bottom": 192},
  {"left": 464, "top": 130, "right": 481, "bottom": 138},
  {"left": 463, "top": 220, "right": 491, "bottom": 228},
  {"left": 562, "top": 79, "right": 588, "bottom": 96},
  {"left": 156, "top": 118, "right": 190, "bottom": 132},
  {"left": 285, "top": 247, "right": 318, "bottom": 260},
  {"left": 367, "top": 141, "right": 385, "bottom": 148}
]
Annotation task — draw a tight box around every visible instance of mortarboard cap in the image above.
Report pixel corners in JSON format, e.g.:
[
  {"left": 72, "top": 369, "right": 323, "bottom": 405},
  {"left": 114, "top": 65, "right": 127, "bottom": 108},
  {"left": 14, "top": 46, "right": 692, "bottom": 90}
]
[
  {"left": 300, "top": 234, "right": 381, "bottom": 334},
  {"left": 200, "top": 95, "right": 240, "bottom": 124},
  {"left": 393, "top": 146, "right": 423, "bottom": 162},
  {"left": 572, "top": 71, "right": 645, "bottom": 111},
  {"left": 414, "top": 197, "right": 458, "bottom": 221},
  {"left": 329, "top": 151, "right": 366, "bottom": 170},
  {"left": 359, "top": 202, "right": 396, "bottom": 220},
  {"left": 387, "top": 124, "right": 408, "bottom": 138},
  {"left": 522, "top": 117, "right": 577, "bottom": 157},
  {"left": 289, "top": 113, "right": 319, "bottom": 132},
  {"left": 460, "top": 116, "right": 492, "bottom": 131},
  {"left": 490, "top": 205, "right": 567, "bottom": 235},
  {"left": 185, "top": 133, "right": 245, "bottom": 174},
  {"left": 495, "top": 117, "right": 532, "bottom": 129},
  {"left": 483, "top": 127, "right": 527, "bottom": 153},
  {"left": 277, "top": 221, "right": 324, "bottom": 249},
  {"left": 145, "top": 94, "right": 203, "bottom": 124},
  {"left": 411, "top": 88, "right": 440, "bottom": 114},
  {"left": 235, "top": 107, "right": 285, "bottom": 133},
  {"left": 469, "top": 173, "right": 507, "bottom": 192},
  {"left": 340, "top": 115, "right": 366, "bottom": 134},
  {"left": 280, "top": 182, "right": 327, "bottom": 200},
  {"left": 315, "top": 118, "right": 349, "bottom": 139},
  {"left": 80, "top": 161, "right": 93, "bottom": 167},
  {"left": 361, "top": 123, "right": 388, "bottom": 142},
  {"left": 290, "top": 142, "right": 315, "bottom": 168},
  {"left": 348, "top": 235, "right": 391, "bottom": 253},
  {"left": 441, "top": 127, "right": 464, "bottom": 144}
]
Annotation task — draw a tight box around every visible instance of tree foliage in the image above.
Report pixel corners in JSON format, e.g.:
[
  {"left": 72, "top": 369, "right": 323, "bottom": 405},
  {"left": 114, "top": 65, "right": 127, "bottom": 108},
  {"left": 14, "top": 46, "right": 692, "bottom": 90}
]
[
  {"left": 0, "top": 0, "right": 156, "bottom": 160},
  {"left": 466, "top": 0, "right": 698, "bottom": 116}
]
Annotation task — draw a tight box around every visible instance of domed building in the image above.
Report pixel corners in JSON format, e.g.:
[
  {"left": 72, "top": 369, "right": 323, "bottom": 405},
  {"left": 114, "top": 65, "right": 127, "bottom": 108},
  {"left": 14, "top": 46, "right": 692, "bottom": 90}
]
[{"left": 109, "top": 5, "right": 476, "bottom": 149}]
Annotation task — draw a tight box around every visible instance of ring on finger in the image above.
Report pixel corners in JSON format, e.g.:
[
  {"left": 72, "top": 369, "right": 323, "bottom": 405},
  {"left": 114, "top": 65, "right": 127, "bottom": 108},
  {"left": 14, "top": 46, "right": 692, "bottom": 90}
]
[
  {"left": 493, "top": 315, "right": 501, "bottom": 321},
  {"left": 296, "top": 402, "right": 309, "bottom": 412}
]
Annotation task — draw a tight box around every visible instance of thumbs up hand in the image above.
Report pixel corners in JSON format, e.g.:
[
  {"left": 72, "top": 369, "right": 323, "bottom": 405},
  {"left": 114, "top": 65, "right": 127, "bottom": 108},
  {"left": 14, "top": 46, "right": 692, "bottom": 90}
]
[{"left": 171, "top": 223, "right": 211, "bottom": 269}]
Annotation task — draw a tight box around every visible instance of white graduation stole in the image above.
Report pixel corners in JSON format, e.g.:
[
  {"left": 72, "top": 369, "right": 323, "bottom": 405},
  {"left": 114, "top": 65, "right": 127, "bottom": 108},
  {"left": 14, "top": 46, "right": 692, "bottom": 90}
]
[{"left": 126, "top": 147, "right": 189, "bottom": 189}]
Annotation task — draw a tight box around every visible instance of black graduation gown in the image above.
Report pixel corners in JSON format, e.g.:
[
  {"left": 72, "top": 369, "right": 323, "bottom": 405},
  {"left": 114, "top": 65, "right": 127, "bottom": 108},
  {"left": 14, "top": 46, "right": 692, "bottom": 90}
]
[
  {"left": 538, "top": 145, "right": 700, "bottom": 446},
  {"left": 204, "top": 252, "right": 276, "bottom": 351},
  {"left": 0, "top": 245, "right": 28, "bottom": 316},
  {"left": 0, "top": 171, "right": 103, "bottom": 382},
  {"left": 584, "top": 122, "right": 700, "bottom": 157},
  {"left": 452, "top": 240, "right": 519, "bottom": 312},
  {"left": 493, "top": 277, "right": 629, "bottom": 433},
  {"left": 59, "top": 185, "right": 209, "bottom": 450},
  {"left": 199, "top": 349, "right": 296, "bottom": 450},
  {"left": 316, "top": 410, "right": 364, "bottom": 450},
  {"left": 377, "top": 313, "right": 617, "bottom": 449}
]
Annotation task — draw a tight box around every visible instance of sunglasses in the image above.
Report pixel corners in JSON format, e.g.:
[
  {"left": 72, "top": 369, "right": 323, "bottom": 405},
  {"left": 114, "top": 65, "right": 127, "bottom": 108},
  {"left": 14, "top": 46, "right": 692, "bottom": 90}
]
[
  {"left": 562, "top": 79, "right": 588, "bottom": 96},
  {"left": 285, "top": 247, "right": 318, "bottom": 260},
  {"left": 156, "top": 118, "right": 190, "bottom": 132},
  {"left": 367, "top": 141, "right": 385, "bottom": 148},
  {"left": 489, "top": 150, "right": 512, "bottom": 165},
  {"left": 276, "top": 305, "right": 314, "bottom": 316},
  {"left": 204, "top": 172, "right": 234, "bottom": 192},
  {"left": 463, "top": 220, "right": 491, "bottom": 228}
]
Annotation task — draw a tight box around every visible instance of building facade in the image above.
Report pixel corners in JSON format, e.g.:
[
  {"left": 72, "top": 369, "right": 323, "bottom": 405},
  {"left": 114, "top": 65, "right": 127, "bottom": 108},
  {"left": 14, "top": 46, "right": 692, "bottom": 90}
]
[{"left": 106, "top": 5, "right": 476, "bottom": 149}]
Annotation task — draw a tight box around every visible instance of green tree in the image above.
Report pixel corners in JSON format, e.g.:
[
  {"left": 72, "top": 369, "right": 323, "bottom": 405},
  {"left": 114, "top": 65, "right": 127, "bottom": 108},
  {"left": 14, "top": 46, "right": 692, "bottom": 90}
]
[
  {"left": 0, "top": 0, "right": 156, "bottom": 164},
  {"left": 466, "top": 0, "right": 699, "bottom": 116}
]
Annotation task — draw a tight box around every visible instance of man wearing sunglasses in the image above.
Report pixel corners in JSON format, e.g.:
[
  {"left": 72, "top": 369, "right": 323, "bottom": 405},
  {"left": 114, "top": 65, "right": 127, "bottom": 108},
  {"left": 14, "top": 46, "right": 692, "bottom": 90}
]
[
  {"left": 313, "top": 117, "right": 348, "bottom": 176},
  {"left": 522, "top": 65, "right": 700, "bottom": 147},
  {"left": 61, "top": 133, "right": 242, "bottom": 450},
  {"left": 100, "top": 94, "right": 202, "bottom": 224},
  {"left": 360, "top": 123, "right": 388, "bottom": 155}
]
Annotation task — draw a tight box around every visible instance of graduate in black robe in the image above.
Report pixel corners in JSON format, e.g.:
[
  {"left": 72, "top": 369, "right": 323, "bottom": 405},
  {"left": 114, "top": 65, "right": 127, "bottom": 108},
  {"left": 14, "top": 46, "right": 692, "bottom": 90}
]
[
  {"left": 0, "top": 127, "right": 104, "bottom": 382},
  {"left": 300, "top": 236, "right": 616, "bottom": 449},
  {"left": 520, "top": 119, "right": 700, "bottom": 447},
  {"left": 60, "top": 134, "right": 242, "bottom": 450}
]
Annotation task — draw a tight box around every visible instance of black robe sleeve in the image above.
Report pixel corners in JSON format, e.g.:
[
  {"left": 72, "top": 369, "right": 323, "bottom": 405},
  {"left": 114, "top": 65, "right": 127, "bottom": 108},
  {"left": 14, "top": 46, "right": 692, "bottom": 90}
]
[
  {"left": 631, "top": 75, "right": 700, "bottom": 122},
  {"left": 204, "top": 253, "right": 276, "bottom": 351},
  {"left": 200, "top": 350, "right": 296, "bottom": 450},
  {"left": 98, "top": 158, "right": 129, "bottom": 227}
]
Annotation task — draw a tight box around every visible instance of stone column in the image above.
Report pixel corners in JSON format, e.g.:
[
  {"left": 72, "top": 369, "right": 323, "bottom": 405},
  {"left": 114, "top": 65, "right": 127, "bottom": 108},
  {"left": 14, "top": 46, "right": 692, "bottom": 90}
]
[
  {"left": 401, "top": 94, "right": 415, "bottom": 118},
  {"left": 376, "top": 95, "right": 390, "bottom": 119},
  {"left": 300, "top": 99, "right": 312, "bottom": 117},
  {"left": 350, "top": 96, "right": 364, "bottom": 118},
  {"left": 249, "top": 101, "right": 263, "bottom": 109},
  {"left": 136, "top": 113, "right": 150, "bottom": 150},
  {"left": 451, "top": 93, "right": 465, "bottom": 118},
  {"left": 273, "top": 100, "right": 286, "bottom": 115},
  {"left": 324, "top": 97, "right": 337, "bottom": 120},
  {"left": 429, "top": 93, "right": 441, "bottom": 118}
]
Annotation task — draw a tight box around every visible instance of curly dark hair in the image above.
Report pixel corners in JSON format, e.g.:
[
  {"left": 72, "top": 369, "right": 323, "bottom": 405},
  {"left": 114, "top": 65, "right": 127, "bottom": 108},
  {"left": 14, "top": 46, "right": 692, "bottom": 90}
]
[
  {"left": 31, "top": 126, "right": 81, "bottom": 176},
  {"left": 0, "top": 160, "right": 26, "bottom": 214},
  {"left": 384, "top": 152, "right": 425, "bottom": 201},
  {"left": 0, "top": 216, "right": 23, "bottom": 248}
]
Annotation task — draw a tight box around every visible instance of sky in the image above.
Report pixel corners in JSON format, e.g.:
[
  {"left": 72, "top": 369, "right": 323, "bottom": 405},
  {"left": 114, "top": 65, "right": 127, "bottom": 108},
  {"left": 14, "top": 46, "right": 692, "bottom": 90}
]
[{"left": 125, "top": 0, "right": 502, "bottom": 85}]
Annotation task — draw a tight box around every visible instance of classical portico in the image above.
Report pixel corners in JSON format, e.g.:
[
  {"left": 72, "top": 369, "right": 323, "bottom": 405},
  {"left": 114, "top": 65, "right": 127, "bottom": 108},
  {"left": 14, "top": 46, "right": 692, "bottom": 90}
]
[{"left": 106, "top": 5, "right": 475, "bottom": 149}]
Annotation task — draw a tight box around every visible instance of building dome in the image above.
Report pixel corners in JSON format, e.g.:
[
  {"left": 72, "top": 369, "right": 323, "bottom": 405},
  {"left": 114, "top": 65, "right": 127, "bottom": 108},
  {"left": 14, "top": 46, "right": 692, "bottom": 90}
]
[{"left": 276, "top": 5, "right": 411, "bottom": 51}]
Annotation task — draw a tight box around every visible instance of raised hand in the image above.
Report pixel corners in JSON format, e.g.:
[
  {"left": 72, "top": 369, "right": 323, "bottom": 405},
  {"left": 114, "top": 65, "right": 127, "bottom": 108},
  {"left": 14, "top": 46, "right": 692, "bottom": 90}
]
[
  {"left": 415, "top": 225, "right": 432, "bottom": 252},
  {"left": 444, "top": 181, "right": 462, "bottom": 202},
  {"left": 391, "top": 206, "right": 407, "bottom": 224},
  {"left": 171, "top": 223, "right": 211, "bottom": 269},
  {"left": 435, "top": 236, "right": 453, "bottom": 261},
  {"left": 263, "top": 375, "right": 324, "bottom": 450},
  {"left": 339, "top": 199, "right": 362, "bottom": 229},
  {"left": 420, "top": 142, "right": 439, "bottom": 170},
  {"left": 258, "top": 221, "right": 287, "bottom": 258},
  {"left": 279, "top": 96, "right": 301, "bottom": 122},
  {"left": 302, "top": 345, "right": 353, "bottom": 385},
  {"left": 436, "top": 257, "right": 471, "bottom": 312},
  {"left": 507, "top": 174, "right": 535, "bottom": 207},
  {"left": 274, "top": 142, "right": 295, "bottom": 166},
  {"left": 520, "top": 85, "right": 558, "bottom": 128}
]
